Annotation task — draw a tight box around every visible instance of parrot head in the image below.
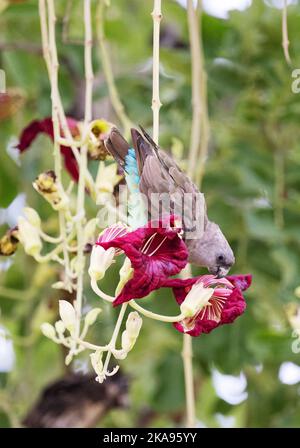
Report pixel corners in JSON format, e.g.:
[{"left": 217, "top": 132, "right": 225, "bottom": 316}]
[{"left": 186, "top": 220, "right": 235, "bottom": 277}]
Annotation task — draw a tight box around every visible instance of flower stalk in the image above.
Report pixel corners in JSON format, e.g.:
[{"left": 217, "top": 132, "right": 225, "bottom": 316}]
[
  {"left": 151, "top": 0, "right": 162, "bottom": 145},
  {"left": 96, "top": 0, "right": 132, "bottom": 139}
]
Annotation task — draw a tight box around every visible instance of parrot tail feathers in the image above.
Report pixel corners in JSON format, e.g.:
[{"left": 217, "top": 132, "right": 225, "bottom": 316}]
[
  {"left": 104, "top": 127, "right": 130, "bottom": 168},
  {"left": 131, "top": 128, "right": 154, "bottom": 175}
]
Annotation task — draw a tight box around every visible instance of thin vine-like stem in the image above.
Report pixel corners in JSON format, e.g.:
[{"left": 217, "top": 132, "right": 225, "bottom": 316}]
[
  {"left": 91, "top": 279, "right": 186, "bottom": 323},
  {"left": 100, "top": 303, "right": 128, "bottom": 382},
  {"left": 130, "top": 299, "right": 185, "bottom": 323},
  {"left": 187, "top": 0, "right": 209, "bottom": 187},
  {"left": 46, "top": 0, "right": 71, "bottom": 282},
  {"left": 180, "top": 263, "right": 196, "bottom": 428},
  {"left": 74, "top": 0, "right": 94, "bottom": 340},
  {"left": 282, "top": 0, "right": 291, "bottom": 65},
  {"left": 39, "top": 0, "right": 95, "bottom": 195},
  {"left": 151, "top": 0, "right": 162, "bottom": 145},
  {"left": 96, "top": 0, "right": 132, "bottom": 139},
  {"left": 187, "top": 0, "right": 201, "bottom": 180},
  {"left": 182, "top": 330, "right": 196, "bottom": 427},
  {"left": 91, "top": 278, "right": 114, "bottom": 302}
]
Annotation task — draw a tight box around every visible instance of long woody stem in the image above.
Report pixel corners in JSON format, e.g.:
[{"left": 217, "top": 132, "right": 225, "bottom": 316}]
[
  {"left": 282, "top": 0, "right": 291, "bottom": 65},
  {"left": 151, "top": 0, "right": 162, "bottom": 145},
  {"left": 180, "top": 264, "right": 196, "bottom": 427},
  {"left": 187, "top": 0, "right": 209, "bottom": 187},
  {"left": 74, "top": 0, "right": 94, "bottom": 339},
  {"left": 96, "top": 0, "right": 132, "bottom": 139}
]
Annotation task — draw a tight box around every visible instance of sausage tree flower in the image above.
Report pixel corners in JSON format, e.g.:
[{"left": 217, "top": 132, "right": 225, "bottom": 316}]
[
  {"left": 16, "top": 117, "right": 80, "bottom": 181},
  {"left": 88, "top": 223, "right": 129, "bottom": 281},
  {"left": 17, "top": 117, "right": 114, "bottom": 181},
  {"left": 97, "top": 215, "right": 188, "bottom": 306},
  {"left": 165, "top": 274, "right": 252, "bottom": 336}
]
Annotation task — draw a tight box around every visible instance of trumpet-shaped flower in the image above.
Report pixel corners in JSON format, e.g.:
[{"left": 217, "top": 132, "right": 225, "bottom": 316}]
[
  {"left": 97, "top": 215, "right": 188, "bottom": 306},
  {"left": 165, "top": 274, "right": 252, "bottom": 336},
  {"left": 17, "top": 117, "right": 80, "bottom": 181},
  {"left": 89, "top": 223, "right": 129, "bottom": 281}
]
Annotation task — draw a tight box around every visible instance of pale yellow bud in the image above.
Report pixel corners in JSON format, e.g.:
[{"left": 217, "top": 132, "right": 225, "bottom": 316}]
[
  {"left": 59, "top": 300, "right": 76, "bottom": 332},
  {"left": 121, "top": 312, "right": 142, "bottom": 353},
  {"left": 125, "top": 311, "right": 143, "bottom": 338},
  {"left": 88, "top": 245, "right": 115, "bottom": 281},
  {"left": 180, "top": 283, "right": 214, "bottom": 318},
  {"left": 23, "top": 207, "right": 41, "bottom": 228},
  {"left": 18, "top": 216, "right": 42, "bottom": 257},
  {"left": 41, "top": 322, "right": 56, "bottom": 340},
  {"left": 121, "top": 331, "right": 133, "bottom": 352},
  {"left": 84, "top": 308, "right": 102, "bottom": 327},
  {"left": 55, "top": 320, "right": 65, "bottom": 334},
  {"left": 115, "top": 257, "right": 134, "bottom": 296},
  {"left": 95, "top": 162, "right": 123, "bottom": 194}
]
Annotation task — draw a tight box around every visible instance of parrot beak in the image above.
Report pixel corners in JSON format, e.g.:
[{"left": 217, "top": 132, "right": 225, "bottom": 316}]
[{"left": 208, "top": 265, "right": 232, "bottom": 278}]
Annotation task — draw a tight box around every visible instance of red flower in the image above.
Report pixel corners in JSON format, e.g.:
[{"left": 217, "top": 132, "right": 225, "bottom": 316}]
[
  {"left": 165, "top": 274, "right": 252, "bottom": 337},
  {"left": 17, "top": 117, "right": 80, "bottom": 181},
  {"left": 97, "top": 216, "right": 188, "bottom": 306}
]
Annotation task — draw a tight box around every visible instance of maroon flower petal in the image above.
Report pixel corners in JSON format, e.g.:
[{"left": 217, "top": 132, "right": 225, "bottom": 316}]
[
  {"left": 16, "top": 117, "right": 80, "bottom": 181},
  {"left": 170, "top": 274, "right": 251, "bottom": 337},
  {"left": 97, "top": 216, "right": 188, "bottom": 306},
  {"left": 227, "top": 274, "right": 252, "bottom": 291}
]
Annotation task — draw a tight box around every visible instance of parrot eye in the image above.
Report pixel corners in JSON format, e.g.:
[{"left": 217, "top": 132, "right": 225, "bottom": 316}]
[{"left": 217, "top": 254, "right": 225, "bottom": 263}]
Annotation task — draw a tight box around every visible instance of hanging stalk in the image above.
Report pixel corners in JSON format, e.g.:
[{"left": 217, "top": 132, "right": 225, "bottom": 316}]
[
  {"left": 96, "top": 0, "right": 132, "bottom": 139},
  {"left": 151, "top": 0, "right": 162, "bottom": 145},
  {"left": 187, "top": 0, "right": 209, "bottom": 188},
  {"left": 282, "top": 0, "right": 291, "bottom": 65},
  {"left": 183, "top": 0, "right": 210, "bottom": 428},
  {"left": 42, "top": 0, "right": 71, "bottom": 284},
  {"left": 73, "top": 0, "right": 94, "bottom": 339}
]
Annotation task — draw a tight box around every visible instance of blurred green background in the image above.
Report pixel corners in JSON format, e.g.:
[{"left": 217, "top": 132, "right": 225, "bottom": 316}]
[{"left": 1, "top": 0, "right": 300, "bottom": 428}]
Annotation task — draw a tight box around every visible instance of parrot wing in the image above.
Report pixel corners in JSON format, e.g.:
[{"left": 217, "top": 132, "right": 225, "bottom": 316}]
[{"left": 131, "top": 128, "right": 207, "bottom": 236}]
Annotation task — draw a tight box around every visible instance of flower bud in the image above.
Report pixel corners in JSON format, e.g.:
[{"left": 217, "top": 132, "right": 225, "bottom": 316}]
[
  {"left": 84, "top": 308, "right": 102, "bottom": 327},
  {"left": 88, "top": 245, "right": 115, "bottom": 281},
  {"left": 59, "top": 300, "right": 76, "bottom": 332},
  {"left": 41, "top": 322, "right": 56, "bottom": 340},
  {"left": 18, "top": 216, "right": 42, "bottom": 257},
  {"left": 125, "top": 311, "right": 143, "bottom": 338},
  {"left": 180, "top": 282, "right": 214, "bottom": 318},
  {"left": 295, "top": 286, "right": 300, "bottom": 299},
  {"left": 0, "top": 227, "right": 19, "bottom": 256},
  {"left": 90, "top": 349, "right": 104, "bottom": 380},
  {"left": 55, "top": 320, "right": 65, "bottom": 334},
  {"left": 121, "top": 312, "right": 142, "bottom": 353},
  {"left": 115, "top": 257, "right": 134, "bottom": 296},
  {"left": 121, "top": 331, "right": 133, "bottom": 352},
  {"left": 95, "top": 162, "right": 123, "bottom": 193},
  {"left": 87, "top": 119, "right": 112, "bottom": 161},
  {"left": 23, "top": 207, "right": 41, "bottom": 228},
  {"left": 33, "top": 171, "right": 69, "bottom": 211}
]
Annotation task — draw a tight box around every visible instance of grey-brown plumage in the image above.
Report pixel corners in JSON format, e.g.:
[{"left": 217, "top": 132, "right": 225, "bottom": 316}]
[{"left": 105, "top": 127, "right": 235, "bottom": 276}]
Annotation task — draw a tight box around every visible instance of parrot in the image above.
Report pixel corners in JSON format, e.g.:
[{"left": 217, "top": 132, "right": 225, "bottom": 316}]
[{"left": 105, "top": 126, "right": 235, "bottom": 277}]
